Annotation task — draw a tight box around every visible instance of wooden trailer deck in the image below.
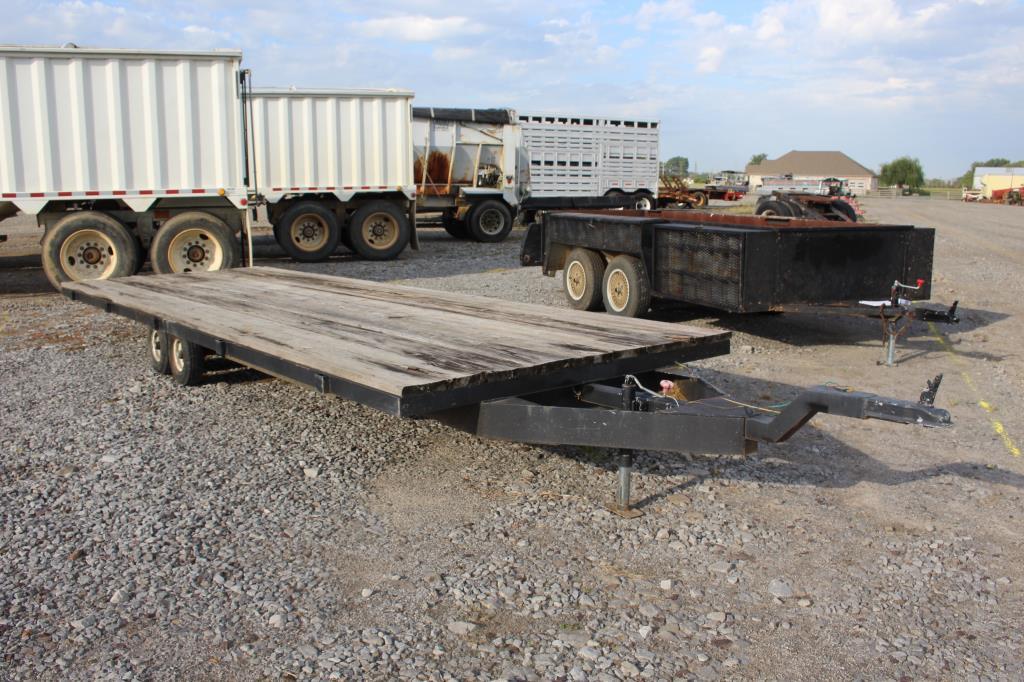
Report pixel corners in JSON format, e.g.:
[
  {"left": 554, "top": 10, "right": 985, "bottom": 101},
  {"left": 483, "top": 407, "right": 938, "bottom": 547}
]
[{"left": 63, "top": 267, "right": 730, "bottom": 416}]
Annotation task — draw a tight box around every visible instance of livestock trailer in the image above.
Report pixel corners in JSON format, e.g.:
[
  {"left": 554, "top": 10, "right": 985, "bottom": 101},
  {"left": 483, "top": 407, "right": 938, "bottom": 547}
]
[
  {"left": 412, "top": 108, "right": 529, "bottom": 242},
  {"left": 517, "top": 112, "right": 660, "bottom": 210},
  {"left": 0, "top": 46, "right": 251, "bottom": 290},
  {"left": 62, "top": 266, "right": 950, "bottom": 516},
  {"left": 521, "top": 210, "right": 939, "bottom": 316},
  {"left": 251, "top": 88, "right": 417, "bottom": 262}
]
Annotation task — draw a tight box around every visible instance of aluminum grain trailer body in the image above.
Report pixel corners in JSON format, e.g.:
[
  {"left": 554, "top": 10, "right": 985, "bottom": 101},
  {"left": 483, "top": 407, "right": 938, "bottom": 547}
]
[
  {"left": 518, "top": 112, "right": 660, "bottom": 211},
  {"left": 251, "top": 88, "right": 417, "bottom": 262},
  {"left": 63, "top": 267, "right": 951, "bottom": 516},
  {"left": 0, "top": 46, "right": 251, "bottom": 290},
  {"left": 411, "top": 107, "right": 529, "bottom": 242}
]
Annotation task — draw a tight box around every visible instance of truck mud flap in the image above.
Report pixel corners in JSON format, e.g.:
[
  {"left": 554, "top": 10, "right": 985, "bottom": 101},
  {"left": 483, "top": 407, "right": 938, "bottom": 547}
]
[{"left": 520, "top": 222, "right": 544, "bottom": 266}]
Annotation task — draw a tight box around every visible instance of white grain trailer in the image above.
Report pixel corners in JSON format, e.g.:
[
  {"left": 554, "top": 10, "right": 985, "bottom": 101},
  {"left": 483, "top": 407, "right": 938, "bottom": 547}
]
[
  {"left": 0, "top": 46, "right": 251, "bottom": 290},
  {"left": 412, "top": 108, "right": 530, "bottom": 242},
  {"left": 251, "top": 88, "right": 417, "bottom": 261},
  {"left": 517, "top": 112, "right": 660, "bottom": 211}
]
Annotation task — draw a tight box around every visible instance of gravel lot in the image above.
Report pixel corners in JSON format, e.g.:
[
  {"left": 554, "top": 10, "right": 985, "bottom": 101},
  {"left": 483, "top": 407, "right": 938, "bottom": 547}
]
[{"left": 2, "top": 199, "right": 1023, "bottom": 680}]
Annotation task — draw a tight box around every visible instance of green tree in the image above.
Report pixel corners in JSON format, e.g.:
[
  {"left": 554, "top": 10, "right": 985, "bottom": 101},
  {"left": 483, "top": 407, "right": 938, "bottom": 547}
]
[
  {"left": 663, "top": 156, "right": 689, "bottom": 176},
  {"left": 958, "top": 158, "right": 1014, "bottom": 187},
  {"left": 880, "top": 156, "right": 925, "bottom": 188},
  {"left": 748, "top": 153, "right": 768, "bottom": 166}
]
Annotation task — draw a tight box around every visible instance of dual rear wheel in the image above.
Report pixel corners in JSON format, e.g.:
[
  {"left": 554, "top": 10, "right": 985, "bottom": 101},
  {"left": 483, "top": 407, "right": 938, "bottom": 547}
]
[
  {"left": 41, "top": 209, "right": 240, "bottom": 291},
  {"left": 148, "top": 329, "right": 204, "bottom": 386},
  {"left": 274, "top": 200, "right": 411, "bottom": 262},
  {"left": 563, "top": 248, "right": 651, "bottom": 317}
]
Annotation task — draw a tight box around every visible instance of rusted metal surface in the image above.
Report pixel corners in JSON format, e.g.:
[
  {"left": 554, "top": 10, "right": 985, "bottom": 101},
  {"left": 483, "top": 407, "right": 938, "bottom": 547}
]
[{"left": 554, "top": 208, "right": 903, "bottom": 230}]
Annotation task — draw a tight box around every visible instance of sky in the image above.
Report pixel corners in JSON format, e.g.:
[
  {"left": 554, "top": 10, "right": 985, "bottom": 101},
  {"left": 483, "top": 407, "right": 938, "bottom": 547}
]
[{"left": 3, "top": 0, "right": 1023, "bottom": 178}]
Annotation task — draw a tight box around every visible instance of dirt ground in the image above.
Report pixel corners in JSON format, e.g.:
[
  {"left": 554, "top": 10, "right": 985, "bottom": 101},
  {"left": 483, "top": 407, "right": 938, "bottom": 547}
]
[{"left": 1, "top": 198, "right": 1023, "bottom": 680}]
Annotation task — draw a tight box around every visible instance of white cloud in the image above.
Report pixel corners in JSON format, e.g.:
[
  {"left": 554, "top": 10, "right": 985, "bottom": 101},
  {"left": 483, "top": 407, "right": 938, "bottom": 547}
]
[
  {"left": 433, "top": 46, "right": 477, "bottom": 61},
  {"left": 695, "top": 46, "right": 723, "bottom": 73},
  {"left": 635, "top": 0, "right": 693, "bottom": 31},
  {"left": 353, "top": 15, "right": 485, "bottom": 42}
]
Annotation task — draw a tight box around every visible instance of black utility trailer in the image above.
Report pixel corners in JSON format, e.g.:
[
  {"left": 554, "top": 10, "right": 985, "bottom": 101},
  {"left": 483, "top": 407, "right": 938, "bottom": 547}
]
[
  {"left": 521, "top": 209, "right": 940, "bottom": 316},
  {"left": 64, "top": 267, "right": 950, "bottom": 516}
]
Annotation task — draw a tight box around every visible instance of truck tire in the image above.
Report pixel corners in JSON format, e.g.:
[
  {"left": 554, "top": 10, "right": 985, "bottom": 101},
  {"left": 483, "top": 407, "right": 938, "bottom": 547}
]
[
  {"left": 168, "top": 336, "right": 204, "bottom": 386},
  {"left": 633, "top": 191, "right": 654, "bottom": 211},
  {"left": 150, "top": 212, "right": 240, "bottom": 274},
  {"left": 442, "top": 212, "right": 470, "bottom": 239},
  {"left": 41, "top": 211, "right": 139, "bottom": 291},
  {"left": 831, "top": 200, "right": 857, "bottom": 222},
  {"left": 755, "top": 200, "right": 794, "bottom": 217},
  {"left": 468, "top": 200, "right": 513, "bottom": 242},
  {"left": 348, "top": 201, "right": 410, "bottom": 260},
  {"left": 563, "top": 248, "right": 605, "bottom": 311},
  {"left": 148, "top": 329, "right": 171, "bottom": 375},
  {"left": 602, "top": 255, "right": 651, "bottom": 317},
  {"left": 274, "top": 202, "right": 340, "bottom": 261}
]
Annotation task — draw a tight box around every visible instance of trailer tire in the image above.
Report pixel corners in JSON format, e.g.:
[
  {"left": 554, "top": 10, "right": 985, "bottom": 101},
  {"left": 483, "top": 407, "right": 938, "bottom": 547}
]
[
  {"left": 755, "top": 200, "right": 794, "bottom": 217},
  {"left": 348, "top": 201, "right": 410, "bottom": 260},
  {"left": 148, "top": 329, "right": 171, "bottom": 375},
  {"left": 468, "top": 200, "right": 513, "bottom": 242},
  {"left": 691, "top": 191, "right": 708, "bottom": 208},
  {"left": 275, "top": 202, "right": 340, "bottom": 261},
  {"left": 41, "top": 211, "right": 139, "bottom": 291},
  {"left": 168, "top": 336, "right": 204, "bottom": 386},
  {"left": 602, "top": 255, "right": 651, "bottom": 317},
  {"left": 150, "top": 212, "right": 240, "bottom": 274},
  {"left": 831, "top": 200, "right": 857, "bottom": 222},
  {"left": 633, "top": 191, "right": 654, "bottom": 211},
  {"left": 563, "top": 248, "right": 605, "bottom": 311}
]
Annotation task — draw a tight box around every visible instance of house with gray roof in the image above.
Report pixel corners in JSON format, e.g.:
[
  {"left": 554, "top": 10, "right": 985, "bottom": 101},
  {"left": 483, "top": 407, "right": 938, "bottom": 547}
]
[{"left": 746, "top": 151, "right": 878, "bottom": 193}]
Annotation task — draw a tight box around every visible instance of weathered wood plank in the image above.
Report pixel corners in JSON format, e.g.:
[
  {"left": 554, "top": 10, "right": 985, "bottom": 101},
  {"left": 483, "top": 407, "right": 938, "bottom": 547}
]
[{"left": 64, "top": 267, "right": 730, "bottom": 402}]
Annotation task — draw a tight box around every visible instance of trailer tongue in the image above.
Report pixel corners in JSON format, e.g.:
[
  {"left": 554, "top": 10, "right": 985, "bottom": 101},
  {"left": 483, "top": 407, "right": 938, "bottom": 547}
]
[{"left": 63, "top": 267, "right": 949, "bottom": 516}]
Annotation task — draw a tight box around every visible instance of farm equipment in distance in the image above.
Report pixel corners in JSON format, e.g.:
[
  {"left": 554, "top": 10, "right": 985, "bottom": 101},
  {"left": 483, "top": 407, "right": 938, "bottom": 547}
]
[{"left": 656, "top": 175, "right": 746, "bottom": 209}]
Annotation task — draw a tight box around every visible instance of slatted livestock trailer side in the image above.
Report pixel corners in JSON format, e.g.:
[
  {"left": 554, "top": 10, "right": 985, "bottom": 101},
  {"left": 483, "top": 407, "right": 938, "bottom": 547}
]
[{"left": 63, "top": 267, "right": 950, "bottom": 515}]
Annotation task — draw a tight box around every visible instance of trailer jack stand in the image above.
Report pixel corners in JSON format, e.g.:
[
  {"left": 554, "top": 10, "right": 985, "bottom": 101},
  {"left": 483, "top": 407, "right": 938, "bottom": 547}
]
[{"left": 607, "top": 451, "right": 643, "bottom": 518}]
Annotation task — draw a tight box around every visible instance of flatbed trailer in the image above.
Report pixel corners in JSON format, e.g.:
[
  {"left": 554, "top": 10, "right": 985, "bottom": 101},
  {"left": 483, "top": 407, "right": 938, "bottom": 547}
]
[{"left": 63, "top": 267, "right": 950, "bottom": 515}]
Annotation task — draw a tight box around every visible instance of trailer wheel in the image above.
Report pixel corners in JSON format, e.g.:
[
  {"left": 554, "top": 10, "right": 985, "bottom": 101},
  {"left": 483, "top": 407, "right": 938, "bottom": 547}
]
[
  {"left": 755, "top": 200, "right": 794, "bottom": 217},
  {"left": 692, "top": 191, "right": 708, "bottom": 208},
  {"left": 275, "top": 202, "right": 340, "bottom": 261},
  {"left": 148, "top": 329, "right": 171, "bottom": 375},
  {"left": 41, "top": 211, "right": 140, "bottom": 291},
  {"left": 468, "top": 200, "right": 513, "bottom": 242},
  {"left": 831, "top": 200, "right": 857, "bottom": 222},
  {"left": 168, "top": 336, "right": 204, "bottom": 386},
  {"left": 633, "top": 191, "right": 654, "bottom": 211},
  {"left": 442, "top": 213, "right": 470, "bottom": 239},
  {"left": 348, "top": 201, "right": 410, "bottom": 260},
  {"left": 150, "top": 212, "right": 240, "bottom": 274},
  {"left": 563, "top": 248, "right": 605, "bottom": 311},
  {"left": 602, "top": 255, "right": 651, "bottom": 317}
]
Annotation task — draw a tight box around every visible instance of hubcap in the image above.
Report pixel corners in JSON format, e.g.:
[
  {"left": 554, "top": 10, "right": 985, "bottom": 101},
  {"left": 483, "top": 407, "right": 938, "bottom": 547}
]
[
  {"left": 607, "top": 269, "right": 630, "bottom": 312},
  {"left": 167, "top": 228, "right": 224, "bottom": 273},
  {"left": 566, "top": 260, "right": 587, "bottom": 300},
  {"left": 361, "top": 213, "right": 399, "bottom": 250},
  {"left": 58, "top": 229, "right": 119, "bottom": 281},
  {"left": 171, "top": 338, "right": 185, "bottom": 373},
  {"left": 289, "top": 214, "right": 329, "bottom": 251},
  {"left": 150, "top": 330, "right": 163, "bottom": 362},
  {"left": 477, "top": 208, "right": 506, "bottom": 236}
]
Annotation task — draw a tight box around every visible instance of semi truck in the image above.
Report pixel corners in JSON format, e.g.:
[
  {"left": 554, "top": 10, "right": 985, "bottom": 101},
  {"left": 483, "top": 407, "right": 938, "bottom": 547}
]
[
  {"left": 0, "top": 45, "right": 416, "bottom": 290},
  {"left": 412, "top": 108, "right": 528, "bottom": 242}
]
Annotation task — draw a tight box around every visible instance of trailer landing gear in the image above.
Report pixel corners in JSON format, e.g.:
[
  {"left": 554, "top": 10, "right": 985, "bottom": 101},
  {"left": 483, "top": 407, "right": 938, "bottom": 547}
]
[{"left": 607, "top": 451, "right": 643, "bottom": 518}]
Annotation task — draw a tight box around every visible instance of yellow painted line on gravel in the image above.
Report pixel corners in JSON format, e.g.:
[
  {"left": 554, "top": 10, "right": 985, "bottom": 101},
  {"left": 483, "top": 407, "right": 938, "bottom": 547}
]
[{"left": 928, "top": 321, "right": 1021, "bottom": 457}]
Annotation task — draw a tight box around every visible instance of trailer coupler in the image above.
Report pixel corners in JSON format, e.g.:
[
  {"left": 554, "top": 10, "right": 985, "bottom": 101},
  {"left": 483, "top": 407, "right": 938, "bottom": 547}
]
[{"left": 442, "top": 371, "right": 950, "bottom": 517}]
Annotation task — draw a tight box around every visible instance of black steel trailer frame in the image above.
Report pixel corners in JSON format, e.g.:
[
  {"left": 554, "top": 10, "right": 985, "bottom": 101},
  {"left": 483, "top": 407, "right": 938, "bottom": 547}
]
[{"left": 64, "top": 282, "right": 951, "bottom": 517}]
